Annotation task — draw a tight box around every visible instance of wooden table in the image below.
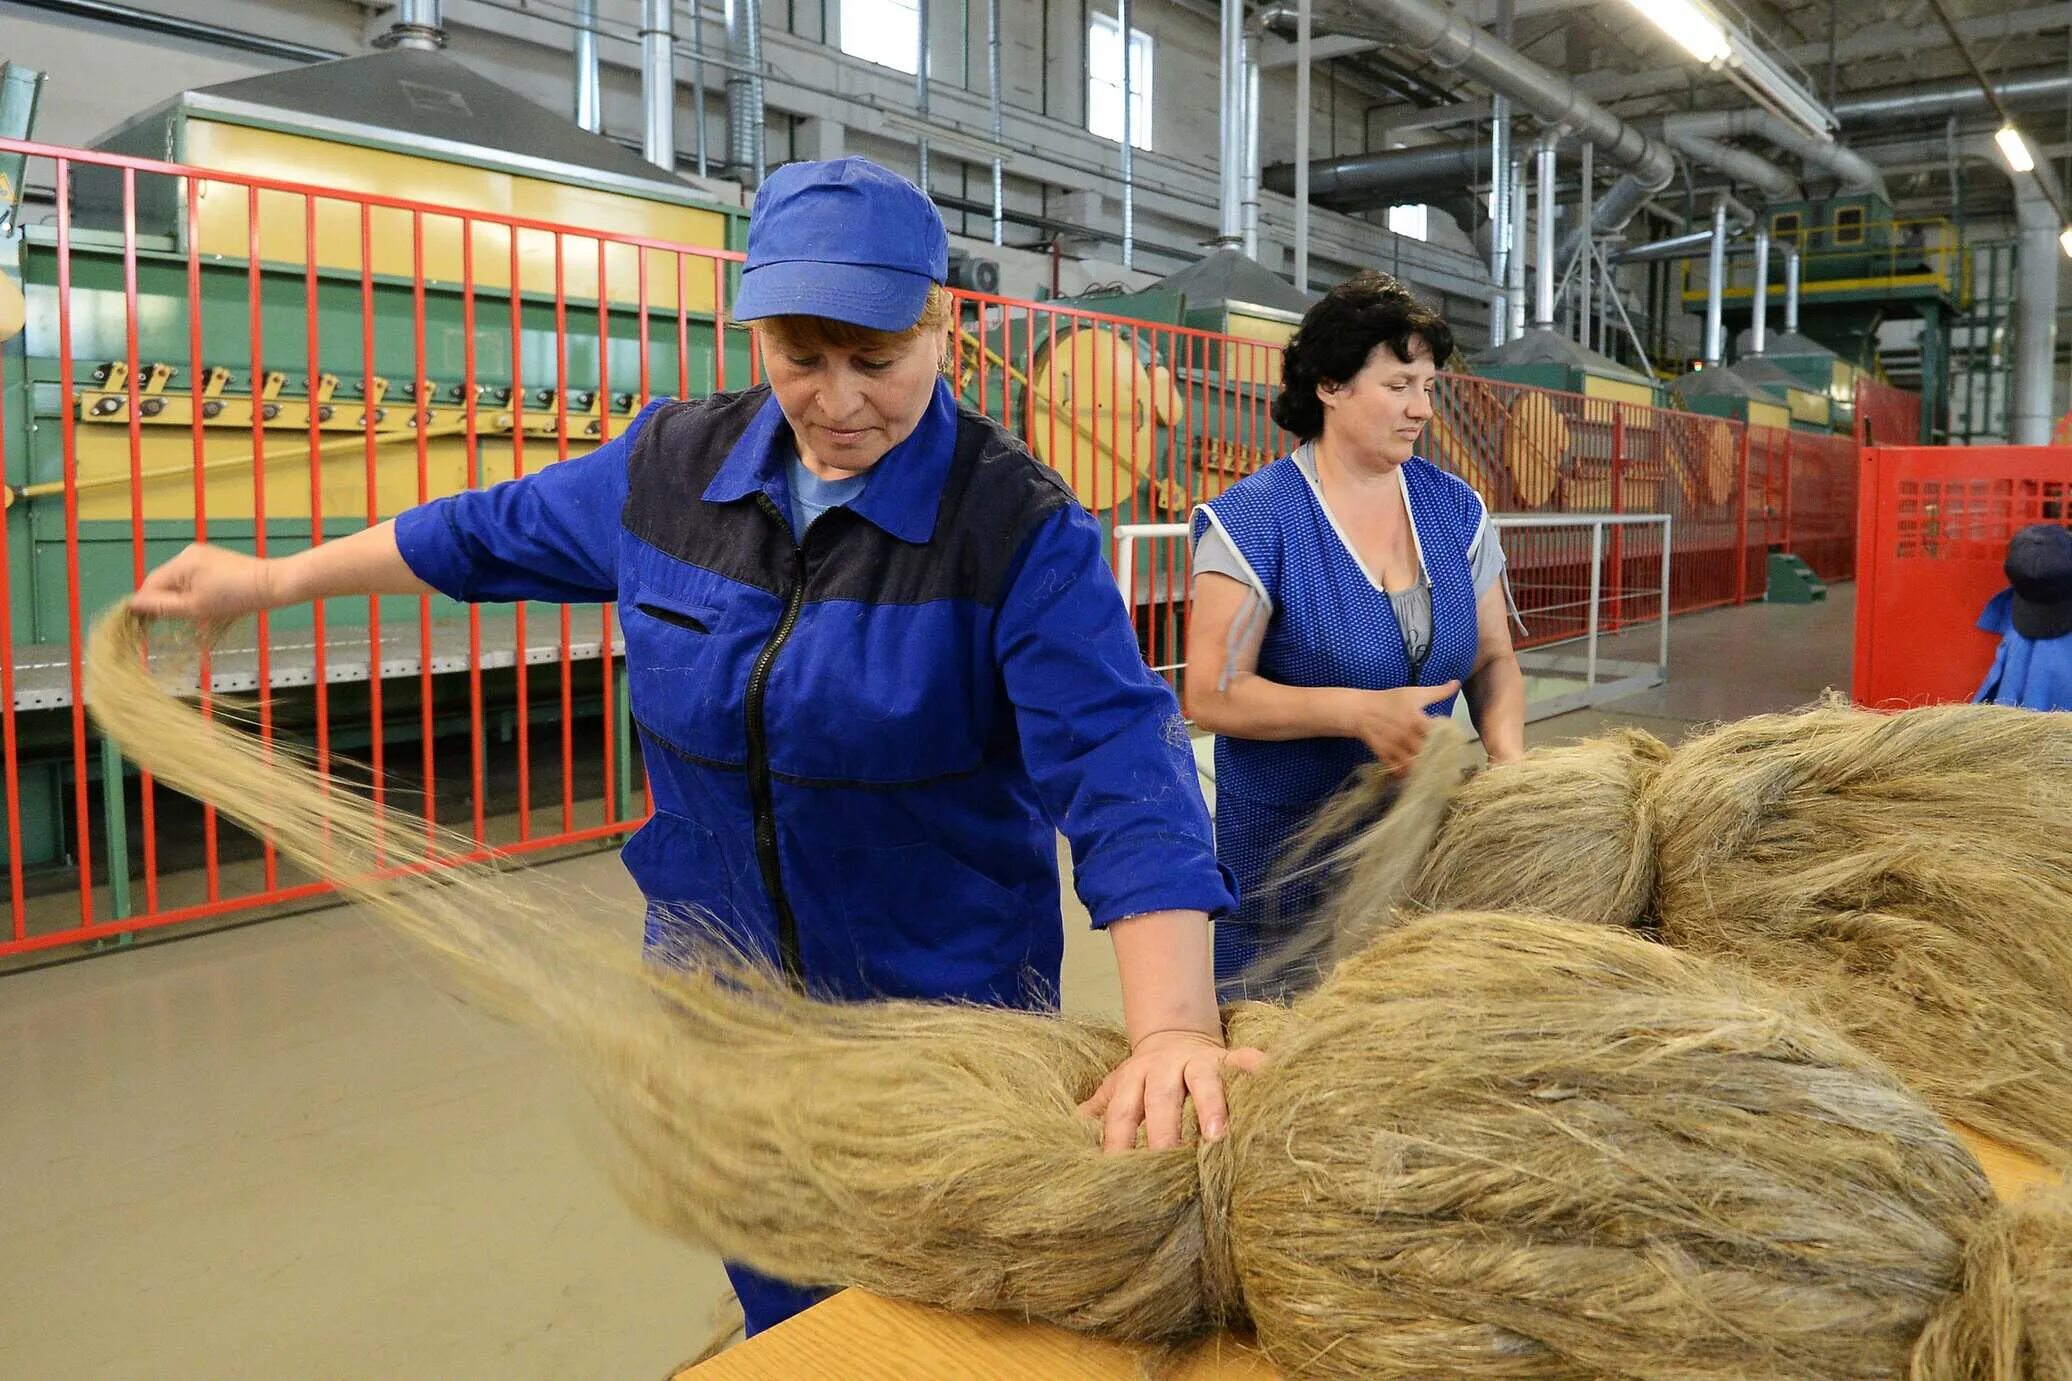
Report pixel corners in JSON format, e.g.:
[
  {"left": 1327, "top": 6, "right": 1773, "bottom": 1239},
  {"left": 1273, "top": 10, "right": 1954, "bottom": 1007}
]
[{"left": 687, "top": 1125, "right": 2060, "bottom": 1380}]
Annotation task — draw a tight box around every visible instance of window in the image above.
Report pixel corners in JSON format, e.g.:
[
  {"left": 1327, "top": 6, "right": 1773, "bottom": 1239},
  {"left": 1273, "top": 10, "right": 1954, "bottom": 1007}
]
[
  {"left": 842, "top": 0, "right": 919, "bottom": 75},
  {"left": 1833, "top": 205, "right": 1865, "bottom": 246},
  {"left": 1772, "top": 211, "right": 1802, "bottom": 246},
  {"left": 1387, "top": 204, "right": 1429, "bottom": 241},
  {"left": 1087, "top": 13, "right": 1153, "bottom": 150}
]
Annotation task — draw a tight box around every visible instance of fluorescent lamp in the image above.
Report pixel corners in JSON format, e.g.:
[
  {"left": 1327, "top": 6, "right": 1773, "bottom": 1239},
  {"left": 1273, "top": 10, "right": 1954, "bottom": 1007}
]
[
  {"left": 2059, "top": 227, "right": 2072, "bottom": 259},
  {"left": 1997, "top": 125, "right": 2036, "bottom": 174},
  {"left": 1625, "top": 0, "right": 1731, "bottom": 66}
]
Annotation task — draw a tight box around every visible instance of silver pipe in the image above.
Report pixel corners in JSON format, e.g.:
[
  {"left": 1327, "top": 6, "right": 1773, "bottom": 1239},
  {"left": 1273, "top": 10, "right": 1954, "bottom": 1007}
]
[
  {"left": 1507, "top": 154, "right": 1527, "bottom": 341},
  {"left": 1557, "top": 173, "right": 1648, "bottom": 267},
  {"left": 691, "top": 1, "right": 709, "bottom": 176},
  {"left": 574, "top": 0, "right": 601, "bottom": 133},
  {"left": 1489, "top": 99, "right": 1512, "bottom": 347},
  {"left": 1218, "top": 0, "right": 1244, "bottom": 245},
  {"left": 2012, "top": 171, "right": 2059, "bottom": 444},
  {"left": 1241, "top": 30, "right": 1261, "bottom": 259},
  {"left": 1784, "top": 247, "right": 1800, "bottom": 335},
  {"left": 1292, "top": 0, "right": 1311, "bottom": 290},
  {"left": 641, "top": 0, "right": 675, "bottom": 171},
  {"left": 1704, "top": 198, "right": 1728, "bottom": 367},
  {"left": 916, "top": 0, "right": 932, "bottom": 191},
  {"left": 1330, "top": 0, "right": 1676, "bottom": 194},
  {"left": 1656, "top": 128, "right": 1797, "bottom": 201},
  {"left": 388, "top": 0, "right": 444, "bottom": 49},
  {"left": 1838, "top": 66, "right": 2072, "bottom": 125},
  {"left": 1263, "top": 141, "right": 1487, "bottom": 201},
  {"left": 1533, "top": 132, "right": 1556, "bottom": 330},
  {"left": 725, "top": 0, "right": 765, "bottom": 187},
  {"left": 1663, "top": 109, "right": 1885, "bottom": 199},
  {"left": 1120, "top": 0, "right": 1135, "bottom": 268},
  {"left": 1750, "top": 224, "right": 1770, "bottom": 357},
  {"left": 1576, "top": 138, "right": 1592, "bottom": 346},
  {"left": 988, "top": 0, "right": 1004, "bottom": 244}
]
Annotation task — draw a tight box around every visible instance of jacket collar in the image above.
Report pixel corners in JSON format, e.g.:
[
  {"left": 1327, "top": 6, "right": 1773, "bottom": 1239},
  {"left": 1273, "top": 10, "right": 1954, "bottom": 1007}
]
[{"left": 702, "top": 380, "right": 959, "bottom": 545}]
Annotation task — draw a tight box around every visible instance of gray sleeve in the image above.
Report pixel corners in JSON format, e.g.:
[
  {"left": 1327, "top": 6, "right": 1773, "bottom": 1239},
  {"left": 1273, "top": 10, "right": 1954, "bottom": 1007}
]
[
  {"left": 1191, "top": 518, "right": 1272, "bottom": 611},
  {"left": 1467, "top": 512, "right": 1508, "bottom": 600}
]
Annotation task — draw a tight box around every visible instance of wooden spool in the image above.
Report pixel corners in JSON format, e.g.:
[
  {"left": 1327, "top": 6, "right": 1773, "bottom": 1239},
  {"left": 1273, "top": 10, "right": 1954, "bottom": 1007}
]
[
  {"left": 1429, "top": 377, "right": 1508, "bottom": 508},
  {"left": 1503, "top": 391, "right": 1569, "bottom": 508},
  {"left": 1027, "top": 325, "right": 1158, "bottom": 513}
]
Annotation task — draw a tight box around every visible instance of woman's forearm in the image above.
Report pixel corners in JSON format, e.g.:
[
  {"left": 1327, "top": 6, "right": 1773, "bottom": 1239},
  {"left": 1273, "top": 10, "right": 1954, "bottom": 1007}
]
[
  {"left": 1465, "top": 651, "right": 1527, "bottom": 762},
  {"left": 1186, "top": 674, "right": 1364, "bottom": 743},
  {"left": 270, "top": 521, "right": 435, "bottom": 604},
  {"left": 1107, "top": 909, "right": 1221, "bottom": 1044}
]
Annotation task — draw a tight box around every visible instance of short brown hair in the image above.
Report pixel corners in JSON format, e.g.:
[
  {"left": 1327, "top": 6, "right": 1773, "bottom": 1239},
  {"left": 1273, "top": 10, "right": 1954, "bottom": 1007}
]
[{"left": 754, "top": 283, "right": 953, "bottom": 357}]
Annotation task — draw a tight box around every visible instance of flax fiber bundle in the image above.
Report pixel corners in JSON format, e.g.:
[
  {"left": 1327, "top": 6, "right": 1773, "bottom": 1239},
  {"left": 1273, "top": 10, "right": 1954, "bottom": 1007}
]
[
  {"left": 1304, "top": 704, "right": 2072, "bottom": 1166},
  {"left": 87, "top": 609, "right": 2072, "bottom": 1378}
]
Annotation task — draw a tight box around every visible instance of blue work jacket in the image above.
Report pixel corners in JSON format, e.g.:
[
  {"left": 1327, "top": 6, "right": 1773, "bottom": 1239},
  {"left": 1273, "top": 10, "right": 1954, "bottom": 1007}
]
[
  {"left": 1973, "top": 588, "right": 2072, "bottom": 712},
  {"left": 394, "top": 379, "right": 1233, "bottom": 1007}
]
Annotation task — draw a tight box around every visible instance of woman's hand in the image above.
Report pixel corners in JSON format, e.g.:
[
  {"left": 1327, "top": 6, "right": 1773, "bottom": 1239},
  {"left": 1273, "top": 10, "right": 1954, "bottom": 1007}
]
[
  {"left": 1348, "top": 681, "right": 1460, "bottom": 772},
  {"left": 1078, "top": 1029, "right": 1267, "bottom": 1153},
  {"left": 131, "top": 543, "right": 280, "bottom": 622}
]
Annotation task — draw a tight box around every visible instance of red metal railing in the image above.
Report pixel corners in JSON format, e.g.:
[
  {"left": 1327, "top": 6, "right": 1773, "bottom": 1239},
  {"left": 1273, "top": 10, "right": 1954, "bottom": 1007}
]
[{"left": 0, "top": 134, "right": 1865, "bottom": 961}]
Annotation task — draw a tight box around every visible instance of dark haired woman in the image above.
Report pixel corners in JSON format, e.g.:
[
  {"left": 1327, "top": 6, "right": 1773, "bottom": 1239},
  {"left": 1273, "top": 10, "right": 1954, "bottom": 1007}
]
[{"left": 1184, "top": 271, "right": 1525, "bottom": 997}]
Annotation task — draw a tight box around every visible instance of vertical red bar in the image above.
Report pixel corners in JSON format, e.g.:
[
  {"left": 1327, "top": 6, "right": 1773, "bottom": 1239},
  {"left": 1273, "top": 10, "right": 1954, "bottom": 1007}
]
[
  {"left": 1608, "top": 405, "right": 1625, "bottom": 631},
  {"left": 358, "top": 202, "right": 387, "bottom": 849},
  {"left": 245, "top": 185, "right": 278, "bottom": 891},
  {"left": 55, "top": 159, "right": 96, "bottom": 928},
  {"left": 120, "top": 168, "right": 159, "bottom": 914},
  {"left": 509, "top": 223, "right": 531, "bottom": 842},
  {"left": 303, "top": 195, "right": 331, "bottom": 797},
  {"left": 1735, "top": 423, "right": 1752, "bottom": 606},
  {"left": 596, "top": 238, "right": 616, "bottom": 827},
  {"left": 675, "top": 252, "right": 691, "bottom": 399},
  {"left": 1781, "top": 427, "right": 1795, "bottom": 555},
  {"left": 712, "top": 256, "right": 727, "bottom": 393},
  {"left": 637, "top": 244, "right": 652, "bottom": 407},
  {"left": 187, "top": 175, "right": 221, "bottom": 900},
  {"left": 463, "top": 217, "right": 485, "bottom": 848},
  {"left": 555, "top": 233, "right": 574, "bottom": 834},
  {"left": 411, "top": 210, "right": 436, "bottom": 851}
]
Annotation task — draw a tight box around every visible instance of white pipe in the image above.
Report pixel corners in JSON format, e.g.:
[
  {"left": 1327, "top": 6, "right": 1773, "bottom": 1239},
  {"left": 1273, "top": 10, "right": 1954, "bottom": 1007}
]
[
  {"left": 1577, "top": 138, "right": 1592, "bottom": 346},
  {"left": 690, "top": 2, "right": 709, "bottom": 176},
  {"left": 1241, "top": 32, "right": 1261, "bottom": 259},
  {"left": 1784, "top": 247, "right": 1800, "bottom": 334},
  {"left": 641, "top": 0, "right": 675, "bottom": 171},
  {"left": 1750, "top": 224, "right": 1770, "bottom": 357},
  {"left": 1533, "top": 132, "right": 1556, "bottom": 330},
  {"left": 915, "top": 0, "right": 931, "bottom": 190},
  {"left": 988, "top": 0, "right": 1003, "bottom": 244},
  {"left": 574, "top": 0, "right": 601, "bottom": 133},
  {"left": 1704, "top": 198, "right": 1728, "bottom": 367},
  {"left": 1292, "top": 0, "right": 1311, "bottom": 290},
  {"left": 1507, "top": 154, "right": 1527, "bottom": 341},
  {"left": 1218, "top": 0, "right": 1244, "bottom": 245},
  {"left": 1489, "top": 97, "right": 1511, "bottom": 346},
  {"left": 388, "top": 0, "right": 443, "bottom": 48}
]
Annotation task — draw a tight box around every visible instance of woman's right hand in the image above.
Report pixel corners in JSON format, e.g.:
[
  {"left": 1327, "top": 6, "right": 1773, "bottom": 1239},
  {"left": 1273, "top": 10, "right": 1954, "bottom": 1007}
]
[
  {"left": 130, "top": 543, "right": 281, "bottom": 622},
  {"left": 1348, "top": 681, "right": 1460, "bottom": 773}
]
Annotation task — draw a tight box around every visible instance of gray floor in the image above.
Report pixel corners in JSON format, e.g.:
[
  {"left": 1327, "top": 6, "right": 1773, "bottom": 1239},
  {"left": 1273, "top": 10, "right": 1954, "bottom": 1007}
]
[{"left": 0, "top": 589, "right": 1856, "bottom": 1381}]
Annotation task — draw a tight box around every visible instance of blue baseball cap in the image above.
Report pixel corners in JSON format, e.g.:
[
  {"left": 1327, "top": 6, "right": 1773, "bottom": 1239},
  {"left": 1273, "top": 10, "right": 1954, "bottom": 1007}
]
[{"left": 733, "top": 158, "right": 949, "bottom": 331}]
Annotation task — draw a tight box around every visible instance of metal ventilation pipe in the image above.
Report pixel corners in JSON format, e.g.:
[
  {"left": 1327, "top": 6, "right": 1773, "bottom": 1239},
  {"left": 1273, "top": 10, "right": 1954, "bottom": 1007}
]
[
  {"left": 1218, "top": 0, "right": 1244, "bottom": 245},
  {"left": 725, "top": 0, "right": 765, "bottom": 187},
  {"left": 1557, "top": 173, "right": 1649, "bottom": 266},
  {"left": 1837, "top": 66, "right": 2072, "bottom": 125},
  {"left": 1241, "top": 30, "right": 1261, "bottom": 258},
  {"left": 381, "top": 0, "right": 445, "bottom": 49},
  {"left": 690, "top": 3, "right": 710, "bottom": 176},
  {"left": 988, "top": 0, "right": 1004, "bottom": 245},
  {"left": 1656, "top": 128, "right": 1797, "bottom": 201},
  {"left": 1749, "top": 223, "right": 1770, "bottom": 357},
  {"left": 1507, "top": 154, "right": 1527, "bottom": 341},
  {"left": 1704, "top": 198, "right": 1728, "bottom": 367},
  {"left": 1262, "top": 142, "right": 1489, "bottom": 202},
  {"left": 1533, "top": 132, "right": 1557, "bottom": 330},
  {"left": 1784, "top": 247, "right": 1800, "bottom": 335},
  {"left": 1490, "top": 106, "right": 1512, "bottom": 346},
  {"left": 641, "top": 0, "right": 675, "bottom": 171},
  {"left": 915, "top": 0, "right": 932, "bottom": 190},
  {"left": 574, "top": 0, "right": 601, "bottom": 133},
  {"left": 1663, "top": 109, "right": 1886, "bottom": 199},
  {"left": 2012, "top": 172, "right": 2059, "bottom": 444}
]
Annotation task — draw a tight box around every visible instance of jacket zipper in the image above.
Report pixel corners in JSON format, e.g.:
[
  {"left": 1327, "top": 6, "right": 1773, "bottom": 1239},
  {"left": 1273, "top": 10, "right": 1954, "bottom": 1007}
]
[{"left": 747, "top": 493, "right": 808, "bottom": 985}]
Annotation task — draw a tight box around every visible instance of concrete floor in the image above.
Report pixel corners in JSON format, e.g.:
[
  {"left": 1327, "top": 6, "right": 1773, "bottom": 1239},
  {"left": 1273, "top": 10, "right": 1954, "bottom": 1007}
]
[{"left": 0, "top": 590, "right": 1856, "bottom": 1381}]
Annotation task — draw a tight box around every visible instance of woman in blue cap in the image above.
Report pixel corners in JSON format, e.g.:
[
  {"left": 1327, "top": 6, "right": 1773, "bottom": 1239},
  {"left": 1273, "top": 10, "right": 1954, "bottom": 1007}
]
[
  {"left": 1974, "top": 521, "right": 2072, "bottom": 711},
  {"left": 1184, "top": 271, "right": 1526, "bottom": 999},
  {"left": 134, "top": 157, "right": 1252, "bottom": 1335}
]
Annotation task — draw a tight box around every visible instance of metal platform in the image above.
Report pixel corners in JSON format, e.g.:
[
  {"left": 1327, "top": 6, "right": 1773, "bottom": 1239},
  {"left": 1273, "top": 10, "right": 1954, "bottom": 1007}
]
[{"left": 12, "top": 608, "right": 611, "bottom": 712}]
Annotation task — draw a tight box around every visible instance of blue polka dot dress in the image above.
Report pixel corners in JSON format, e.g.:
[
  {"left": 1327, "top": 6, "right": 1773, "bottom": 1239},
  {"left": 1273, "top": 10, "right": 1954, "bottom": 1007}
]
[{"left": 1193, "top": 451, "right": 1484, "bottom": 998}]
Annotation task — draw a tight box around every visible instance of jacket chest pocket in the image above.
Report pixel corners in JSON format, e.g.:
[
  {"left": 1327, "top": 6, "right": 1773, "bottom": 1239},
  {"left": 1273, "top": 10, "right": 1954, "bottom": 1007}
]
[{"left": 621, "top": 581, "right": 771, "bottom": 764}]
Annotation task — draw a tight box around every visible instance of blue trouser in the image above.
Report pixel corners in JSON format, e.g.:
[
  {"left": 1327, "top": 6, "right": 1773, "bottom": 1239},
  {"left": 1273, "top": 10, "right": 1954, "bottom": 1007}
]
[{"left": 727, "top": 1260, "right": 834, "bottom": 1336}]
